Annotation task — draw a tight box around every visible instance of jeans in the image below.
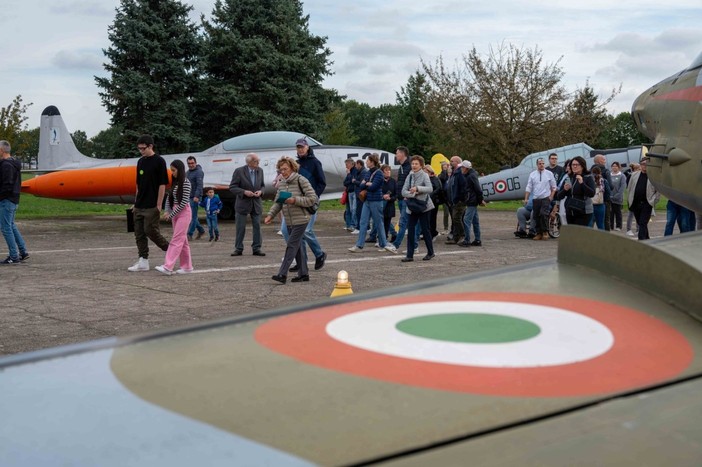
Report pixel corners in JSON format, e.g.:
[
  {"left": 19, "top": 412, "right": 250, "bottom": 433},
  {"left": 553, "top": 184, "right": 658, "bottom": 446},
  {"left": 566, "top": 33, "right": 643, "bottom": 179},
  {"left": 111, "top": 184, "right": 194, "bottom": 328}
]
[
  {"left": 462, "top": 206, "right": 481, "bottom": 242},
  {"left": 0, "top": 199, "right": 27, "bottom": 260},
  {"left": 345, "top": 192, "right": 357, "bottom": 229},
  {"left": 356, "top": 200, "right": 388, "bottom": 248},
  {"left": 592, "top": 204, "right": 606, "bottom": 230},
  {"left": 281, "top": 212, "right": 323, "bottom": 259},
  {"left": 664, "top": 200, "right": 693, "bottom": 236},
  {"left": 206, "top": 213, "right": 219, "bottom": 238},
  {"left": 393, "top": 200, "right": 419, "bottom": 249},
  {"left": 187, "top": 200, "right": 205, "bottom": 237}
]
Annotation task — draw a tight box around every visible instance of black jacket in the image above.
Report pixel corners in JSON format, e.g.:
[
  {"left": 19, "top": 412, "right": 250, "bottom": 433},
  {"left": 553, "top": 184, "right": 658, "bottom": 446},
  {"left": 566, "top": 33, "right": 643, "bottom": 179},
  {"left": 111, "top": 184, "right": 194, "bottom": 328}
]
[{"left": 0, "top": 157, "right": 21, "bottom": 204}]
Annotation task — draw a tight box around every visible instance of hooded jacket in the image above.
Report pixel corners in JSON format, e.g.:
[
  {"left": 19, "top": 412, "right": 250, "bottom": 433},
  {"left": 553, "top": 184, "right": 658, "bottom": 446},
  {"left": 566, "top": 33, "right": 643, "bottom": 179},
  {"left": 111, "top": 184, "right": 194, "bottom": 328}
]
[{"left": 297, "top": 148, "right": 326, "bottom": 197}]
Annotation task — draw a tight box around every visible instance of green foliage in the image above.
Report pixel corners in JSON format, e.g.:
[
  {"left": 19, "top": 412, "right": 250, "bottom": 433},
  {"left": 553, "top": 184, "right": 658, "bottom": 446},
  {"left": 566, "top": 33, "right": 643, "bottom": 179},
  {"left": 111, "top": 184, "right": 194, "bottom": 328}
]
[
  {"left": 95, "top": 0, "right": 201, "bottom": 155},
  {"left": 195, "top": 0, "right": 333, "bottom": 146},
  {"left": 597, "top": 112, "right": 651, "bottom": 148},
  {"left": 89, "top": 126, "right": 127, "bottom": 158},
  {"left": 0, "top": 95, "right": 32, "bottom": 147},
  {"left": 14, "top": 127, "right": 39, "bottom": 166},
  {"left": 565, "top": 80, "right": 620, "bottom": 147},
  {"left": 392, "top": 71, "right": 434, "bottom": 158},
  {"left": 319, "top": 105, "right": 357, "bottom": 145}
]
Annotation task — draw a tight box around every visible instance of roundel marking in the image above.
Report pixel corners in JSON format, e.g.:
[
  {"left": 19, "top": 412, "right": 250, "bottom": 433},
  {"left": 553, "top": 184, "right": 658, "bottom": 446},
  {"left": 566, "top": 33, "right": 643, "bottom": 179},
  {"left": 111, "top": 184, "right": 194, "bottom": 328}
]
[
  {"left": 326, "top": 302, "right": 613, "bottom": 367},
  {"left": 254, "top": 293, "right": 693, "bottom": 397},
  {"left": 396, "top": 313, "right": 540, "bottom": 343},
  {"left": 494, "top": 180, "right": 508, "bottom": 193}
]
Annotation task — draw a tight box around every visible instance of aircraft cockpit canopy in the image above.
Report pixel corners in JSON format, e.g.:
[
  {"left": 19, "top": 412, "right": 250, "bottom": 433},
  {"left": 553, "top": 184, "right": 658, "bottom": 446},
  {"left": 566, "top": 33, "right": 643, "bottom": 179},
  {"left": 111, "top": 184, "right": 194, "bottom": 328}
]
[
  {"left": 221, "top": 131, "right": 322, "bottom": 152},
  {"left": 518, "top": 143, "right": 593, "bottom": 169}
]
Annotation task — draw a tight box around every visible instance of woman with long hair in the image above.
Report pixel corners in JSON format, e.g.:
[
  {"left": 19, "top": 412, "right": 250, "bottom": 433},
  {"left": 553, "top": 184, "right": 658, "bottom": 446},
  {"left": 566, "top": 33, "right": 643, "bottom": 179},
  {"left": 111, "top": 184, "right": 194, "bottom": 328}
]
[
  {"left": 264, "top": 156, "right": 318, "bottom": 284},
  {"left": 557, "top": 155, "right": 595, "bottom": 226},
  {"left": 155, "top": 159, "right": 193, "bottom": 275}
]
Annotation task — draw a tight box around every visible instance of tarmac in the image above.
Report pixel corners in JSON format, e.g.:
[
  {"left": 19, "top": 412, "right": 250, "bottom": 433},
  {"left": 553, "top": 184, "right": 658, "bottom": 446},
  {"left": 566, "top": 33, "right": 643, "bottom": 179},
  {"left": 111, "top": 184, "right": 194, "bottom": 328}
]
[{"left": 0, "top": 208, "right": 666, "bottom": 356}]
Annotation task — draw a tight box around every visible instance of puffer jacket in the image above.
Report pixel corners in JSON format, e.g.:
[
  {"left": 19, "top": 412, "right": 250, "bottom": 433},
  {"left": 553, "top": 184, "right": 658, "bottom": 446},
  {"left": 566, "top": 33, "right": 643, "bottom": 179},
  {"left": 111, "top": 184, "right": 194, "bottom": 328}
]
[{"left": 267, "top": 172, "right": 318, "bottom": 226}]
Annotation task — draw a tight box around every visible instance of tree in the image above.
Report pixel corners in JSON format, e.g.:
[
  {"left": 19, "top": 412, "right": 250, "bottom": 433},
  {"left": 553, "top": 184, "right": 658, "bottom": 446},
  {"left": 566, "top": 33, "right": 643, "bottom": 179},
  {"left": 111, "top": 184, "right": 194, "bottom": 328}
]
[
  {"left": 71, "top": 130, "right": 92, "bottom": 155},
  {"left": 597, "top": 112, "right": 650, "bottom": 148},
  {"left": 564, "top": 80, "right": 619, "bottom": 147},
  {"left": 95, "top": 0, "right": 201, "bottom": 155},
  {"left": 391, "top": 71, "right": 434, "bottom": 158},
  {"left": 195, "top": 0, "right": 334, "bottom": 146},
  {"left": 0, "top": 95, "right": 32, "bottom": 146},
  {"left": 90, "top": 126, "right": 126, "bottom": 159},
  {"left": 423, "top": 44, "right": 570, "bottom": 172},
  {"left": 0, "top": 95, "right": 38, "bottom": 163},
  {"left": 15, "top": 127, "right": 40, "bottom": 167},
  {"left": 319, "top": 105, "right": 357, "bottom": 145}
]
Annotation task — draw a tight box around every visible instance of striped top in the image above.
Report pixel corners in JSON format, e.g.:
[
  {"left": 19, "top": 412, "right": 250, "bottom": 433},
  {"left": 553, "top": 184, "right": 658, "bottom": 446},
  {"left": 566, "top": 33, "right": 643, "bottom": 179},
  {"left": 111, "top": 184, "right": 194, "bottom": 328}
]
[{"left": 166, "top": 178, "right": 191, "bottom": 219}]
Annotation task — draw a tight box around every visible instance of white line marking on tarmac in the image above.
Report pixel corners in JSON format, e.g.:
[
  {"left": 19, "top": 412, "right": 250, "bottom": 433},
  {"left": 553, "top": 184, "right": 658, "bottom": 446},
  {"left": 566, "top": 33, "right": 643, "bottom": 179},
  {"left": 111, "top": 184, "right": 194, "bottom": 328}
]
[
  {"left": 31, "top": 246, "right": 134, "bottom": 254},
  {"left": 191, "top": 250, "right": 472, "bottom": 274}
]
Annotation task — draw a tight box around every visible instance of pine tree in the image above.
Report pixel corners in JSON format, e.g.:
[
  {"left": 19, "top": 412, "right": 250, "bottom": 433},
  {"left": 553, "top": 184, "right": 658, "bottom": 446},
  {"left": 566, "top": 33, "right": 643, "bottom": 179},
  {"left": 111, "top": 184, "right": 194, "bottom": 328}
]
[
  {"left": 95, "top": 0, "right": 201, "bottom": 155},
  {"left": 196, "top": 0, "right": 334, "bottom": 146}
]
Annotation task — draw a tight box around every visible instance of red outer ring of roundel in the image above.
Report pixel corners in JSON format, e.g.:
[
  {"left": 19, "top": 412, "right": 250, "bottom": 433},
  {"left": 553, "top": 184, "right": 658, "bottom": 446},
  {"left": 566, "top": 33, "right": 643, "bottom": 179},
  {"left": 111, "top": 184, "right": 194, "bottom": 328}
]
[
  {"left": 255, "top": 293, "right": 693, "bottom": 397},
  {"left": 494, "top": 180, "right": 507, "bottom": 193}
]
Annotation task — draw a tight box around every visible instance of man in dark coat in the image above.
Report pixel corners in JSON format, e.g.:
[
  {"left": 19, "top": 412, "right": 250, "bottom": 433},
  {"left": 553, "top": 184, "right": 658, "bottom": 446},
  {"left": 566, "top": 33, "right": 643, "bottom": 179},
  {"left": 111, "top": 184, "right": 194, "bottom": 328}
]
[{"left": 229, "top": 153, "right": 265, "bottom": 256}]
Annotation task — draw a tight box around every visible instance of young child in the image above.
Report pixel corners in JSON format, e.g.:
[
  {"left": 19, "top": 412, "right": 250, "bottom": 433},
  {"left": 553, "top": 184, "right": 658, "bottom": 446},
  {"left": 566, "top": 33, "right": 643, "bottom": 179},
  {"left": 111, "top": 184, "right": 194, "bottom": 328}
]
[{"left": 199, "top": 187, "right": 223, "bottom": 241}]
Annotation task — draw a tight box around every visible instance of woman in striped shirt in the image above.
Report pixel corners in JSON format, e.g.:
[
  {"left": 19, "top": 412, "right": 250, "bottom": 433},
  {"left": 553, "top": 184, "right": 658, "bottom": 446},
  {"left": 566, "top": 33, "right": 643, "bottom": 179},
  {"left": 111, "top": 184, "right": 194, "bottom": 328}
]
[{"left": 156, "top": 159, "right": 194, "bottom": 275}]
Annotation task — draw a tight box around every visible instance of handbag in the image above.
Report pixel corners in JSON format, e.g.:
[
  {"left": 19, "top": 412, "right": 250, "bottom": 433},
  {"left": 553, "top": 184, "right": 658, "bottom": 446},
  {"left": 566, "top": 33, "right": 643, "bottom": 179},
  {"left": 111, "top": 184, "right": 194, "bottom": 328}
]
[
  {"left": 405, "top": 197, "right": 427, "bottom": 214},
  {"left": 340, "top": 190, "right": 348, "bottom": 205},
  {"left": 358, "top": 190, "right": 367, "bottom": 202},
  {"left": 565, "top": 196, "right": 586, "bottom": 213},
  {"left": 297, "top": 178, "right": 319, "bottom": 215}
]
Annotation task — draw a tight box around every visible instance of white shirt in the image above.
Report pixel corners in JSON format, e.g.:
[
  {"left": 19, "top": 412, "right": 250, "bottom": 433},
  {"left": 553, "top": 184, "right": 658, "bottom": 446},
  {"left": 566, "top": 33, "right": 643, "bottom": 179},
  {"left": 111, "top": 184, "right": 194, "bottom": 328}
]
[{"left": 525, "top": 169, "right": 557, "bottom": 199}]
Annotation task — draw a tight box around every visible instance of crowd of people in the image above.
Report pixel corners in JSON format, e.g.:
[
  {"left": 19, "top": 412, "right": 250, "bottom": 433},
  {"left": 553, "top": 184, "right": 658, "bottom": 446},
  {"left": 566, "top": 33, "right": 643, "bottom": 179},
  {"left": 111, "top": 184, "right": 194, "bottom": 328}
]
[{"left": 2, "top": 136, "right": 699, "bottom": 278}]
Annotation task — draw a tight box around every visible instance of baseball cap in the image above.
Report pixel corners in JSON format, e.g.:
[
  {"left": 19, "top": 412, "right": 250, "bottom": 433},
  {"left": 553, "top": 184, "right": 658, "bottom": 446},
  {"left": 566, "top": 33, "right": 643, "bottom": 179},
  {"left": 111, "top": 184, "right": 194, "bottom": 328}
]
[
  {"left": 295, "top": 138, "right": 308, "bottom": 147},
  {"left": 461, "top": 160, "right": 472, "bottom": 169}
]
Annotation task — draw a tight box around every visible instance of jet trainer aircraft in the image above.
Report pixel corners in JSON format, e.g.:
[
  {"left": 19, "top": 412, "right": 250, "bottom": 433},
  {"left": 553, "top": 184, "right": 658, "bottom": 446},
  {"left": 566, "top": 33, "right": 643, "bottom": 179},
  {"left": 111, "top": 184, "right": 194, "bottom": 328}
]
[
  {"left": 21, "top": 106, "right": 396, "bottom": 218},
  {"left": 478, "top": 143, "right": 645, "bottom": 201},
  {"left": 2, "top": 55, "right": 702, "bottom": 465}
]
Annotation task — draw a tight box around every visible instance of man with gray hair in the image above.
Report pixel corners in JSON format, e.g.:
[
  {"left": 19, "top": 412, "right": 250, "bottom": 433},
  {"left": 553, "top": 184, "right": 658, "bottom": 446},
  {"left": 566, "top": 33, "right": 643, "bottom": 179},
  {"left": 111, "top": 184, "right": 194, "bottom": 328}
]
[
  {"left": 0, "top": 140, "right": 29, "bottom": 264},
  {"left": 524, "top": 157, "right": 557, "bottom": 241},
  {"left": 229, "top": 152, "right": 265, "bottom": 256}
]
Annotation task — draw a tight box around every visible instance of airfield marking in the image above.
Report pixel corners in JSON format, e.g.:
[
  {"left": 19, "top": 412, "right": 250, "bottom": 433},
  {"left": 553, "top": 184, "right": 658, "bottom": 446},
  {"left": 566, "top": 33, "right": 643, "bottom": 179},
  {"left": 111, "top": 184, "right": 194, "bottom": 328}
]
[{"left": 255, "top": 293, "right": 693, "bottom": 397}]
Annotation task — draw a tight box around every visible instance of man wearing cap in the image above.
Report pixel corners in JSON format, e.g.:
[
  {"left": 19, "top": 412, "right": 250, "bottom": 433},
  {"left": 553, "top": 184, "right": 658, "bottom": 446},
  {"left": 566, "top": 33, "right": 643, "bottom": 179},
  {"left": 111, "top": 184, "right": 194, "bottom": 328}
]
[
  {"left": 627, "top": 157, "right": 659, "bottom": 240},
  {"left": 285, "top": 137, "right": 327, "bottom": 271},
  {"left": 524, "top": 157, "right": 557, "bottom": 241},
  {"left": 459, "top": 160, "right": 484, "bottom": 247}
]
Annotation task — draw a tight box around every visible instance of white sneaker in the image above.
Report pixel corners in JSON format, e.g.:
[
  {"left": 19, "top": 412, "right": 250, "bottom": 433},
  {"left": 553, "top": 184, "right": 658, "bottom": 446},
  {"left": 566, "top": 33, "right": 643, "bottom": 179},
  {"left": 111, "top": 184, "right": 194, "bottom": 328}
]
[
  {"left": 348, "top": 246, "right": 363, "bottom": 253},
  {"left": 128, "top": 257, "right": 149, "bottom": 272},
  {"left": 350, "top": 229, "right": 360, "bottom": 234},
  {"left": 155, "top": 265, "right": 173, "bottom": 276},
  {"left": 374, "top": 242, "right": 380, "bottom": 247},
  {"left": 276, "top": 230, "right": 283, "bottom": 236},
  {"left": 175, "top": 268, "right": 193, "bottom": 274},
  {"left": 384, "top": 244, "right": 398, "bottom": 254},
  {"left": 626, "top": 230, "right": 636, "bottom": 237},
  {"left": 615, "top": 228, "right": 621, "bottom": 231}
]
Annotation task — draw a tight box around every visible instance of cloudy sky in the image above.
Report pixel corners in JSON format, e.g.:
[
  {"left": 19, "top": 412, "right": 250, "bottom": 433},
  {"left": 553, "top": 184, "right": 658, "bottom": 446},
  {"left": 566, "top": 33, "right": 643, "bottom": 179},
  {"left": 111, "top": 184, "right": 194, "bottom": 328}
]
[{"left": 3, "top": 0, "right": 701, "bottom": 139}]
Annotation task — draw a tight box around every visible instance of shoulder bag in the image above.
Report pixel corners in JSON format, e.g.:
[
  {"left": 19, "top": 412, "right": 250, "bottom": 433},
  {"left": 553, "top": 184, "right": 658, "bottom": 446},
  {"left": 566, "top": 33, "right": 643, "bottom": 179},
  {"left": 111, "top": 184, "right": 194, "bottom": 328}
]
[{"left": 404, "top": 175, "right": 427, "bottom": 214}]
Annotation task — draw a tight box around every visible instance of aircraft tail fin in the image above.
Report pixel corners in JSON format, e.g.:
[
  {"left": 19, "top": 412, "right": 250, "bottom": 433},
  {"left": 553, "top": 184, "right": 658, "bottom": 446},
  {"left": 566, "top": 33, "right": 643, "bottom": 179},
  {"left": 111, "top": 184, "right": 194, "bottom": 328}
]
[{"left": 39, "top": 106, "right": 95, "bottom": 170}]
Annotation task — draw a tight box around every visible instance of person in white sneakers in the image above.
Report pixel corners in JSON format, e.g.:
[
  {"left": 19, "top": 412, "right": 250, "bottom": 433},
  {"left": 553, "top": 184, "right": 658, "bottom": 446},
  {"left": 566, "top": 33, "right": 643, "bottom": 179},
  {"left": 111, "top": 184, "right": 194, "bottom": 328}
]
[
  {"left": 155, "top": 160, "right": 194, "bottom": 275},
  {"left": 128, "top": 135, "right": 169, "bottom": 272}
]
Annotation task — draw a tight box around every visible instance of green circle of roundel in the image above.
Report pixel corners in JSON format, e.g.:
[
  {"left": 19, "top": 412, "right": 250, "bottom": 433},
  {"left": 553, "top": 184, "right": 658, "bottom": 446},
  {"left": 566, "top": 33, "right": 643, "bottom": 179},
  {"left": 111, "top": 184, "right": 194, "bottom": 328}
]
[{"left": 396, "top": 313, "right": 541, "bottom": 343}]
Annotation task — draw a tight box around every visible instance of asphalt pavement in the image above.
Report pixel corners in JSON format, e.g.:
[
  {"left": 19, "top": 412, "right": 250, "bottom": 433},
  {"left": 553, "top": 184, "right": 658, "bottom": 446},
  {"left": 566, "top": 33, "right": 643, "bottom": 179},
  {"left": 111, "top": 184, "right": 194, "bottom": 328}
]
[{"left": 0, "top": 208, "right": 666, "bottom": 356}]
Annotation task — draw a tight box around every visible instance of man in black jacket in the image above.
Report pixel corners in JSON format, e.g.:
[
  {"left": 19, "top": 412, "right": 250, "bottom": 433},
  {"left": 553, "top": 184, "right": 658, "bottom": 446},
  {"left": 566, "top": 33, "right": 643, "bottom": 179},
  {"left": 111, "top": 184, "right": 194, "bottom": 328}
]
[{"left": 0, "top": 140, "right": 29, "bottom": 264}]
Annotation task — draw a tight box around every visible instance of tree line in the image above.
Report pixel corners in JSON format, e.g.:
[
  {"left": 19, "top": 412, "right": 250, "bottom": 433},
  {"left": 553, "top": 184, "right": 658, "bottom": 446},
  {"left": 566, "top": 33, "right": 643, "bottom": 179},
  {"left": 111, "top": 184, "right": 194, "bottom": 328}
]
[{"left": 2, "top": 0, "right": 648, "bottom": 169}]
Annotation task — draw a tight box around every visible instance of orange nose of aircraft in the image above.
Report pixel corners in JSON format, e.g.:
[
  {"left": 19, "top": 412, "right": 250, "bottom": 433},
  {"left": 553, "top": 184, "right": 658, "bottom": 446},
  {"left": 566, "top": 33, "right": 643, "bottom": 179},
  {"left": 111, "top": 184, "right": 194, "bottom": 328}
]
[{"left": 21, "top": 166, "right": 139, "bottom": 200}]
